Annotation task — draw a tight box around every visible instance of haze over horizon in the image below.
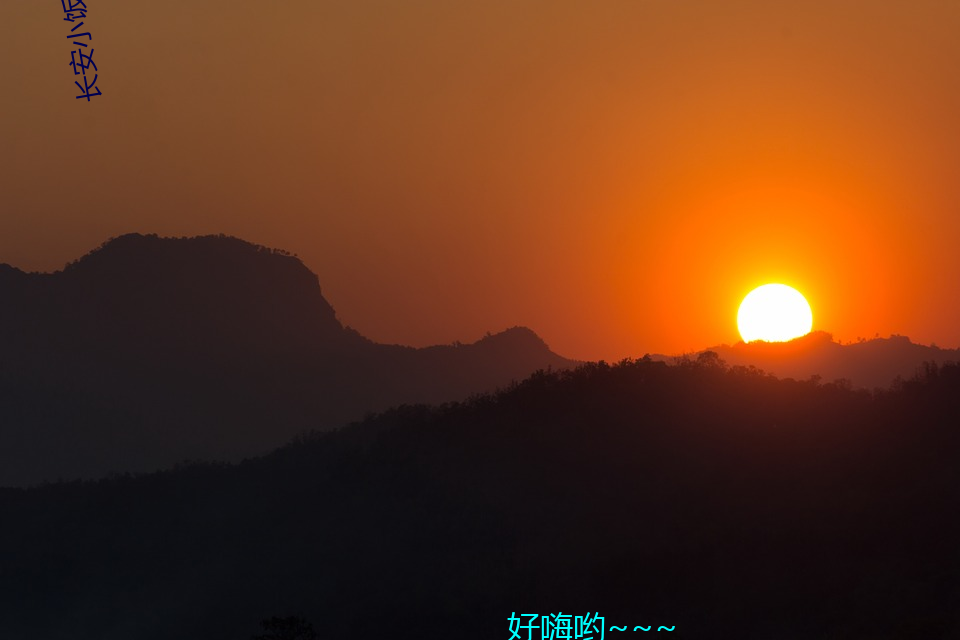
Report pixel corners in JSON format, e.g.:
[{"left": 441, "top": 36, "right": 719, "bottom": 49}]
[{"left": 6, "top": 0, "right": 960, "bottom": 360}]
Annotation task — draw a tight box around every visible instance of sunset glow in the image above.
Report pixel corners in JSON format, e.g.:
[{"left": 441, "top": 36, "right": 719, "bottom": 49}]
[
  {"left": 4, "top": 1, "right": 960, "bottom": 359},
  {"left": 3, "top": 2, "right": 960, "bottom": 637}
]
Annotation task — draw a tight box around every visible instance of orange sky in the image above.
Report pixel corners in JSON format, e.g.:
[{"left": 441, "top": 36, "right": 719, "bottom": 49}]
[{"left": 4, "top": 0, "right": 960, "bottom": 361}]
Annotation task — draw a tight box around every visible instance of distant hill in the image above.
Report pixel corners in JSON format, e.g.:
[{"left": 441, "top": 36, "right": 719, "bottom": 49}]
[
  {"left": 0, "top": 357, "right": 956, "bottom": 639},
  {"left": 0, "top": 233, "right": 574, "bottom": 486},
  {"left": 656, "top": 331, "right": 960, "bottom": 390}
]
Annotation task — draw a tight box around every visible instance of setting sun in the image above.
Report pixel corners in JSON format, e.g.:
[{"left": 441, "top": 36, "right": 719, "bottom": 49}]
[{"left": 737, "top": 284, "right": 813, "bottom": 343}]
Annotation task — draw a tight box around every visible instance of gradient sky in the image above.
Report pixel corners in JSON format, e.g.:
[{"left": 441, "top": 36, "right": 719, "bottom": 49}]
[{"left": 4, "top": 0, "right": 960, "bottom": 360}]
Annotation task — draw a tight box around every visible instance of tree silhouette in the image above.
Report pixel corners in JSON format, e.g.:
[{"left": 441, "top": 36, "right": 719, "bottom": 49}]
[{"left": 1, "top": 357, "right": 960, "bottom": 639}]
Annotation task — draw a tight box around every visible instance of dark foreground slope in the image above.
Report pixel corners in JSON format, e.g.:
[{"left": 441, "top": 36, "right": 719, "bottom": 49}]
[
  {"left": 0, "top": 233, "right": 573, "bottom": 485},
  {"left": 0, "top": 356, "right": 957, "bottom": 640}
]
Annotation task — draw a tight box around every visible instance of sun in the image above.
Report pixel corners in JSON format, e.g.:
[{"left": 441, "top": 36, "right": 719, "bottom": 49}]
[{"left": 737, "top": 284, "right": 813, "bottom": 343}]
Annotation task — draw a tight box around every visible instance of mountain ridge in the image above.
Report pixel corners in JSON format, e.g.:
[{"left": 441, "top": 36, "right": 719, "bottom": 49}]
[
  {"left": 649, "top": 330, "right": 960, "bottom": 390},
  {"left": 0, "top": 233, "right": 574, "bottom": 486}
]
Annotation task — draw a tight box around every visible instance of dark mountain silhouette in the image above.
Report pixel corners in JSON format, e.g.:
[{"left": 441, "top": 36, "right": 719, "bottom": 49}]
[
  {"left": 0, "top": 233, "right": 573, "bottom": 486},
  {"left": 653, "top": 331, "right": 960, "bottom": 390},
  {"left": 0, "top": 357, "right": 957, "bottom": 639}
]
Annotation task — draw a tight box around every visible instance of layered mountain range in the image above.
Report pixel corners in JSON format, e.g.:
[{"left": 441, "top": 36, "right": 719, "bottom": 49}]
[
  {"left": 0, "top": 233, "right": 573, "bottom": 485},
  {"left": 694, "top": 330, "right": 959, "bottom": 390},
  {"left": 1, "top": 233, "right": 954, "bottom": 486}
]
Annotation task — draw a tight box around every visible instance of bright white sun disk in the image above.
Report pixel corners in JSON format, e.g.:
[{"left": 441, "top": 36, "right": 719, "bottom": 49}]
[{"left": 737, "top": 284, "right": 813, "bottom": 343}]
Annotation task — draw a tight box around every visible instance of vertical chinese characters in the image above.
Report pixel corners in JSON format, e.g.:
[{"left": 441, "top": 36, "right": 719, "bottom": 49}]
[{"left": 62, "top": 0, "right": 101, "bottom": 100}]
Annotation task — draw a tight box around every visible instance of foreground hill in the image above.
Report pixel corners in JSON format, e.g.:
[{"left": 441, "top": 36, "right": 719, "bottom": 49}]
[
  {"left": 0, "top": 356, "right": 957, "bottom": 639},
  {"left": 0, "top": 233, "right": 573, "bottom": 486}
]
